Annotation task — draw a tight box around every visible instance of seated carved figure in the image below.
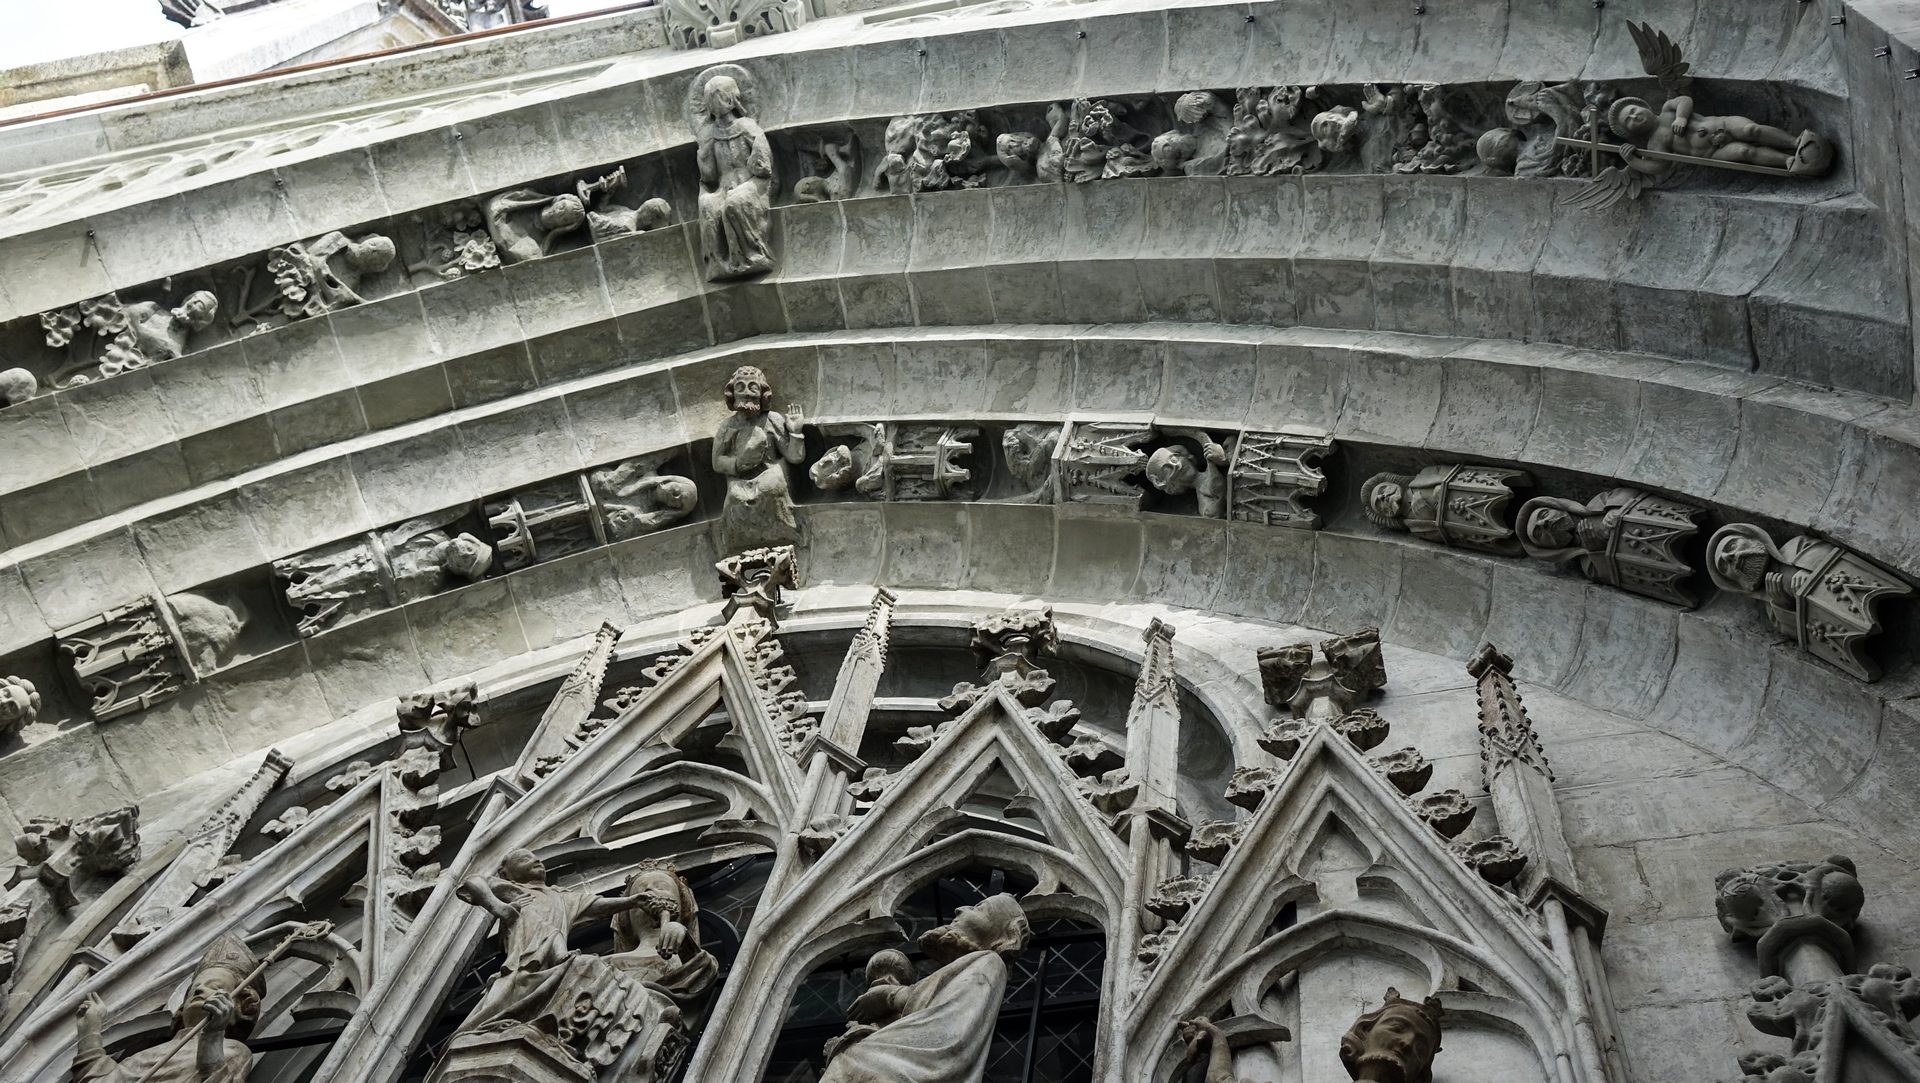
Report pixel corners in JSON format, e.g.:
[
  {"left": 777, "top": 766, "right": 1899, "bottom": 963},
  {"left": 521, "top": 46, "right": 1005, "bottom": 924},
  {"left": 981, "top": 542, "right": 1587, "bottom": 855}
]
[
  {"left": 1146, "top": 431, "right": 1231, "bottom": 519},
  {"left": 819, "top": 893, "right": 1032, "bottom": 1083},
  {"left": 693, "top": 68, "right": 775, "bottom": 281},
  {"left": 72, "top": 934, "right": 262, "bottom": 1083}
]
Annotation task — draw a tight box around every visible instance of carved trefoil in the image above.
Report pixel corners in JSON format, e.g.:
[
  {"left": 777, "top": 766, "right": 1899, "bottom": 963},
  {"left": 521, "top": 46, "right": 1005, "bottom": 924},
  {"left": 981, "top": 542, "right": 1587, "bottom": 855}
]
[
  {"left": 1518, "top": 487, "right": 1705, "bottom": 607},
  {"left": 1227, "top": 425, "right": 1335, "bottom": 529}
]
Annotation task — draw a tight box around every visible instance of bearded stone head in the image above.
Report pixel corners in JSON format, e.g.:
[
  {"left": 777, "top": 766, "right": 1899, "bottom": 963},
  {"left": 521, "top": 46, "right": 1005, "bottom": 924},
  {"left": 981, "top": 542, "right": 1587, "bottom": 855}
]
[
  {"left": 916, "top": 893, "right": 1031, "bottom": 964},
  {"left": 1709, "top": 528, "right": 1775, "bottom": 594},
  {"left": 1522, "top": 504, "right": 1575, "bottom": 550},
  {"left": 723, "top": 365, "right": 773, "bottom": 415},
  {"left": 811, "top": 445, "right": 857, "bottom": 491},
  {"left": 1311, "top": 106, "right": 1361, "bottom": 153},
  {"left": 1338, "top": 987, "right": 1443, "bottom": 1083},
  {"left": 1361, "top": 474, "right": 1412, "bottom": 531},
  {"left": 1146, "top": 445, "right": 1199, "bottom": 495}
]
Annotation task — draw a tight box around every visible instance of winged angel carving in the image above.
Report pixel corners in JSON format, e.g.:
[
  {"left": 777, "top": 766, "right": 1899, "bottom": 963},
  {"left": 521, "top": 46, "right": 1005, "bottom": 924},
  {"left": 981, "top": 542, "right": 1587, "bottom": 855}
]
[{"left": 1560, "top": 22, "right": 1834, "bottom": 209}]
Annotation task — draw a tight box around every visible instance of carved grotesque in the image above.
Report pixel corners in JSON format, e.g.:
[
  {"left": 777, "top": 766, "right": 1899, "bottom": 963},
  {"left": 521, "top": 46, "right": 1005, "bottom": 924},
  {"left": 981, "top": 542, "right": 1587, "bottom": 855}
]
[
  {"left": 73, "top": 933, "right": 261, "bottom": 1082},
  {"left": 1259, "top": 628, "right": 1386, "bottom": 719},
  {"left": 1339, "top": 987, "right": 1443, "bottom": 1083},
  {"left": 691, "top": 66, "right": 775, "bottom": 281},
  {"left": 1518, "top": 488, "right": 1705, "bottom": 607},
  {"left": 1707, "top": 524, "right": 1911, "bottom": 681},
  {"left": 819, "top": 894, "right": 1032, "bottom": 1083},
  {"left": 1001, "top": 423, "right": 1061, "bottom": 503},
  {"left": 1716, "top": 856, "right": 1864, "bottom": 973},
  {"left": 1145, "top": 431, "right": 1230, "bottom": 518},
  {"left": 0, "top": 675, "right": 39, "bottom": 740},
  {"left": 1362, "top": 465, "right": 1532, "bottom": 556},
  {"left": 713, "top": 365, "right": 804, "bottom": 553}
]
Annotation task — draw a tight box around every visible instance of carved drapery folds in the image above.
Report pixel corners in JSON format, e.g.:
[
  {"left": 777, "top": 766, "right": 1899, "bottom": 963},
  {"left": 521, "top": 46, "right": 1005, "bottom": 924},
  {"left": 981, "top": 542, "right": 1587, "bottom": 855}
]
[
  {"left": 1518, "top": 488, "right": 1706, "bottom": 607},
  {"left": 1362, "top": 464, "right": 1533, "bottom": 556},
  {"left": 691, "top": 65, "right": 776, "bottom": 281},
  {"left": 1706, "top": 524, "right": 1912, "bottom": 681}
]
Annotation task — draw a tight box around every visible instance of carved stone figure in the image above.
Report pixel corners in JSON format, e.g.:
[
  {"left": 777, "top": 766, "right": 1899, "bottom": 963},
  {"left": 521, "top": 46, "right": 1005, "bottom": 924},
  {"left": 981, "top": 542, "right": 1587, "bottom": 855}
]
[
  {"left": 1706, "top": 524, "right": 1911, "bottom": 681},
  {"left": 822, "top": 948, "right": 914, "bottom": 1064},
  {"left": 576, "top": 167, "right": 672, "bottom": 241},
  {"left": 1563, "top": 23, "right": 1835, "bottom": 209},
  {"left": 1230, "top": 427, "right": 1334, "bottom": 528},
  {"left": 72, "top": 934, "right": 261, "bottom": 1082},
  {"left": 0, "top": 675, "right": 38, "bottom": 740},
  {"left": 813, "top": 422, "right": 981, "bottom": 501},
  {"left": 43, "top": 289, "right": 219, "bottom": 386},
  {"left": 713, "top": 365, "right": 804, "bottom": 552},
  {"left": 1226, "top": 86, "right": 1323, "bottom": 176},
  {"left": 276, "top": 517, "right": 492, "bottom": 637},
  {"left": 1340, "top": 987, "right": 1444, "bottom": 1083},
  {"left": 167, "top": 591, "right": 250, "bottom": 676},
  {"left": 1518, "top": 488, "right": 1705, "bottom": 607},
  {"left": 1001, "top": 424, "right": 1060, "bottom": 504},
  {"left": 795, "top": 137, "right": 858, "bottom": 203},
  {"left": 1474, "top": 128, "right": 1522, "bottom": 176},
  {"left": 1061, "top": 99, "right": 1156, "bottom": 182},
  {"left": 875, "top": 112, "right": 992, "bottom": 193},
  {"left": 1504, "top": 80, "right": 1593, "bottom": 178},
  {"left": 1177, "top": 1014, "right": 1293, "bottom": 1083},
  {"left": 818, "top": 894, "right": 1032, "bottom": 1083},
  {"left": 407, "top": 204, "right": 501, "bottom": 282},
  {"left": 484, "top": 188, "right": 587, "bottom": 264},
  {"left": 810, "top": 425, "right": 886, "bottom": 497},
  {"left": 1312, "top": 105, "right": 1362, "bottom": 154},
  {"left": 1146, "top": 430, "right": 1230, "bottom": 518},
  {"left": 593, "top": 461, "right": 698, "bottom": 540},
  {"left": 1259, "top": 627, "right": 1386, "bottom": 720},
  {"left": 0, "top": 367, "right": 37, "bottom": 407},
  {"left": 250, "top": 231, "right": 395, "bottom": 325},
  {"left": 447, "top": 851, "right": 717, "bottom": 1075},
  {"left": 1716, "top": 856, "right": 1864, "bottom": 974},
  {"left": 1361, "top": 465, "right": 1532, "bottom": 556},
  {"left": 1393, "top": 84, "right": 1474, "bottom": 175},
  {"left": 691, "top": 66, "right": 775, "bottom": 281},
  {"left": 1059, "top": 422, "right": 1152, "bottom": 506},
  {"left": 1152, "top": 91, "right": 1231, "bottom": 176}
]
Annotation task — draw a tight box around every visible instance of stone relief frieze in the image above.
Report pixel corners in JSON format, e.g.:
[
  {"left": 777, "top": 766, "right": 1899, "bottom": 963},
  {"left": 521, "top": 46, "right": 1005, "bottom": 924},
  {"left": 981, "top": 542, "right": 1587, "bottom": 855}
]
[
  {"left": 229, "top": 230, "right": 396, "bottom": 329},
  {"left": 36, "top": 287, "right": 218, "bottom": 389},
  {"left": 1706, "top": 525, "right": 1912, "bottom": 682},
  {"left": 810, "top": 422, "right": 982, "bottom": 502},
  {"left": 55, "top": 592, "right": 250, "bottom": 723}
]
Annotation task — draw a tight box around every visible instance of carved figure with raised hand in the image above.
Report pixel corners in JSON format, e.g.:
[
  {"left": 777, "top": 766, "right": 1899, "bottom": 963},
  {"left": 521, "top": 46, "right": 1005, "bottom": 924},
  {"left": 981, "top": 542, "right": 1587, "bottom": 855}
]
[
  {"left": 1563, "top": 22, "right": 1835, "bottom": 209},
  {"left": 818, "top": 893, "right": 1032, "bottom": 1083},
  {"left": 72, "top": 933, "right": 264, "bottom": 1082},
  {"left": 1339, "top": 987, "right": 1443, "bottom": 1083},
  {"left": 691, "top": 65, "right": 775, "bottom": 281},
  {"left": 1062, "top": 99, "right": 1156, "bottom": 183},
  {"left": 1146, "top": 430, "right": 1231, "bottom": 518},
  {"left": 1706, "top": 524, "right": 1911, "bottom": 681},
  {"left": 1152, "top": 91, "right": 1231, "bottom": 177},
  {"left": 576, "top": 167, "right": 673, "bottom": 241},
  {"left": 484, "top": 189, "right": 587, "bottom": 264},
  {"left": 713, "top": 365, "right": 804, "bottom": 553},
  {"left": 1227, "top": 85, "right": 1323, "bottom": 176}
]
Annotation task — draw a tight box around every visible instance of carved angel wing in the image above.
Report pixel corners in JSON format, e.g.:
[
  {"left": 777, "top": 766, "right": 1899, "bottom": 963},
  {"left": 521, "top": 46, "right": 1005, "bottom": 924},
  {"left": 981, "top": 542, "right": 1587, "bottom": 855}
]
[
  {"left": 1558, "top": 165, "right": 1645, "bottom": 210},
  {"left": 1627, "top": 21, "right": 1692, "bottom": 96}
]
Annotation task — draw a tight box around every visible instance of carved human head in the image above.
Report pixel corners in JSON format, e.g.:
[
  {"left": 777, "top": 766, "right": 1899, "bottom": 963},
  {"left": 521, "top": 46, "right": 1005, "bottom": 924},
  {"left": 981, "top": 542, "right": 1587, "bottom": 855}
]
[
  {"left": 1709, "top": 529, "right": 1773, "bottom": 594},
  {"left": 635, "top": 197, "right": 672, "bottom": 231},
  {"left": 1311, "top": 106, "right": 1361, "bottom": 153},
  {"left": 811, "top": 445, "right": 857, "bottom": 491},
  {"left": 996, "top": 132, "right": 1038, "bottom": 172},
  {"left": 176, "top": 290, "right": 219, "bottom": 330},
  {"left": 441, "top": 533, "right": 493, "bottom": 581},
  {"left": 865, "top": 947, "right": 913, "bottom": 987},
  {"left": 1174, "top": 91, "right": 1221, "bottom": 126},
  {"left": 0, "top": 367, "right": 39, "bottom": 408},
  {"left": 1146, "top": 445, "right": 1200, "bottom": 495},
  {"left": 883, "top": 114, "right": 919, "bottom": 156},
  {"left": 180, "top": 934, "right": 265, "bottom": 1036},
  {"left": 1360, "top": 474, "right": 1411, "bottom": 531},
  {"left": 654, "top": 475, "right": 698, "bottom": 512},
  {"left": 1476, "top": 127, "right": 1521, "bottom": 175},
  {"left": 0, "top": 675, "right": 39, "bottom": 734},
  {"left": 1714, "top": 856, "right": 1863, "bottom": 943},
  {"left": 1150, "top": 131, "right": 1198, "bottom": 174},
  {"left": 613, "top": 858, "right": 702, "bottom": 951},
  {"left": 722, "top": 365, "right": 773, "bottom": 415},
  {"left": 1338, "top": 987, "right": 1443, "bottom": 1083},
  {"left": 349, "top": 234, "right": 398, "bottom": 273},
  {"left": 1521, "top": 504, "right": 1575, "bottom": 550},
  {"left": 918, "top": 892, "right": 1031, "bottom": 964},
  {"left": 1608, "top": 97, "right": 1657, "bottom": 140},
  {"left": 501, "top": 848, "right": 548, "bottom": 884},
  {"left": 704, "top": 74, "right": 743, "bottom": 119},
  {"left": 538, "top": 194, "right": 587, "bottom": 233}
]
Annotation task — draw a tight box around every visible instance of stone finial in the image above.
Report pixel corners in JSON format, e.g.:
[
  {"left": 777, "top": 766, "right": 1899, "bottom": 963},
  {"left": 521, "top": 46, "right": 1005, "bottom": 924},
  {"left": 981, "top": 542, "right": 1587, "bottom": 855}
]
[
  {"left": 1340, "top": 987, "right": 1444, "bottom": 1083},
  {"left": 16, "top": 806, "right": 140, "bottom": 910},
  {"left": 1715, "top": 856, "right": 1863, "bottom": 975},
  {"left": 717, "top": 545, "right": 798, "bottom": 625},
  {"left": 397, "top": 682, "right": 481, "bottom": 753},
  {"left": 1706, "top": 524, "right": 1911, "bottom": 681},
  {"left": 1469, "top": 644, "right": 1552, "bottom": 785}
]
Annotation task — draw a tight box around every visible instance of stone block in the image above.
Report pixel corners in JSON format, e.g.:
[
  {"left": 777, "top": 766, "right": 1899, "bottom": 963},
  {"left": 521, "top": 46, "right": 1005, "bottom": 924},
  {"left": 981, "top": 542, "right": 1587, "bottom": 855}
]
[
  {"left": 1386, "top": 547, "right": 1493, "bottom": 659},
  {"left": 0, "top": 220, "right": 112, "bottom": 318},
  {"left": 88, "top": 195, "right": 210, "bottom": 292},
  {"left": 881, "top": 501, "right": 968, "bottom": 589},
  {"left": 1076, "top": 10, "right": 1166, "bottom": 97},
  {"left": 240, "top": 314, "right": 352, "bottom": 412},
  {"left": 302, "top": 605, "right": 432, "bottom": 718},
  {"left": 508, "top": 548, "right": 631, "bottom": 648},
  {"left": 147, "top": 340, "right": 267, "bottom": 438},
  {"left": 55, "top": 370, "right": 177, "bottom": 467},
  {"left": 18, "top": 528, "right": 157, "bottom": 631},
  {"left": 329, "top": 290, "right": 441, "bottom": 385},
  {"left": 1135, "top": 513, "right": 1228, "bottom": 611},
  {"left": 368, "top": 126, "right": 478, "bottom": 216},
  {"left": 360, "top": 366, "right": 456, "bottom": 431},
  {"left": 242, "top": 458, "right": 371, "bottom": 559},
  {"left": 839, "top": 273, "right": 914, "bottom": 328},
  {"left": 349, "top": 425, "right": 478, "bottom": 526},
  {"left": 130, "top": 492, "right": 268, "bottom": 594},
  {"left": 271, "top": 389, "right": 368, "bottom": 457},
  {"left": 0, "top": 471, "right": 103, "bottom": 549},
  {"left": 1161, "top": 338, "right": 1253, "bottom": 425},
  {"left": 798, "top": 503, "right": 887, "bottom": 587},
  {"left": 1425, "top": 357, "right": 1538, "bottom": 460},
  {"left": 909, "top": 267, "right": 995, "bottom": 327},
  {"left": 1522, "top": 366, "right": 1639, "bottom": 479},
  {"left": 1072, "top": 338, "right": 1163, "bottom": 413},
  {"left": 0, "top": 395, "right": 83, "bottom": 492},
  {"left": 459, "top": 397, "right": 583, "bottom": 495},
  {"left": 984, "top": 263, "right": 1064, "bottom": 325},
  {"left": 403, "top": 578, "right": 530, "bottom": 682},
  {"left": 988, "top": 184, "right": 1066, "bottom": 264},
  {"left": 1224, "top": 519, "right": 1314, "bottom": 626},
  {"left": 1301, "top": 532, "right": 1401, "bottom": 633},
  {"left": 420, "top": 269, "right": 527, "bottom": 360}
]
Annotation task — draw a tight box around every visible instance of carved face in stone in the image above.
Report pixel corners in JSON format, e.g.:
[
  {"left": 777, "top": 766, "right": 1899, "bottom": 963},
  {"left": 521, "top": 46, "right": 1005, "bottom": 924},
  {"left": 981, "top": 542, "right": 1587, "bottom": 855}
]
[
  {"left": 866, "top": 947, "right": 913, "bottom": 987},
  {"left": 654, "top": 476, "right": 698, "bottom": 512},
  {"left": 811, "top": 445, "right": 857, "bottom": 491},
  {"left": 179, "top": 959, "right": 263, "bottom": 1036},
  {"left": 1710, "top": 533, "right": 1771, "bottom": 593},
  {"left": 1146, "top": 446, "right": 1200, "bottom": 495},
  {"left": 996, "top": 132, "right": 1038, "bottom": 172},
  {"left": 0, "top": 676, "right": 38, "bottom": 726},
  {"left": 349, "top": 235, "right": 398, "bottom": 273},
  {"left": 723, "top": 365, "right": 772, "bottom": 416},
  {"left": 1476, "top": 128, "right": 1521, "bottom": 175},
  {"left": 1338, "top": 991, "right": 1442, "bottom": 1083},
  {"left": 1150, "top": 131, "right": 1197, "bottom": 174},
  {"left": 1365, "top": 478, "right": 1407, "bottom": 525},
  {"left": 636, "top": 197, "right": 672, "bottom": 230},
  {"left": 1312, "top": 106, "right": 1361, "bottom": 153},
  {"left": 502, "top": 848, "right": 547, "bottom": 883},
  {"left": 704, "top": 75, "right": 743, "bottom": 120},
  {"left": 441, "top": 533, "right": 493, "bottom": 581},
  {"left": 176, "top": 290, "right": 218, "bottom": 330},
  {"left": 1522, "top": 506, "right": 1575, "bottom": 550},
  {"left": 1609, "top": 97, "right": 1657, "bottom": 140},
  {"left": 538, "top": 194, "right": 586, "bottom": 233},
  {"left": 917, "top": 892, "right": 1031, "bottom": 964}
]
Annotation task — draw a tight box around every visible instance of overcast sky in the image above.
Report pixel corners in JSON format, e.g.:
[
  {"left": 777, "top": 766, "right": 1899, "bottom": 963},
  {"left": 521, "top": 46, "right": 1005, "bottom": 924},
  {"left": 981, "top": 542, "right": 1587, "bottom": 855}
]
[{"left": 2, "top": 0, "right": 626, "bottom": 70}]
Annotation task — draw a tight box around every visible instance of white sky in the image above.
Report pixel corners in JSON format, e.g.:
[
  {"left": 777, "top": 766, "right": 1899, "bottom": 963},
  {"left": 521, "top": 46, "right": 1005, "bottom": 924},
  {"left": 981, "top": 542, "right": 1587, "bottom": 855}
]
[{"left": 1, "top": 0, "right": 627, "bottom": 70}]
